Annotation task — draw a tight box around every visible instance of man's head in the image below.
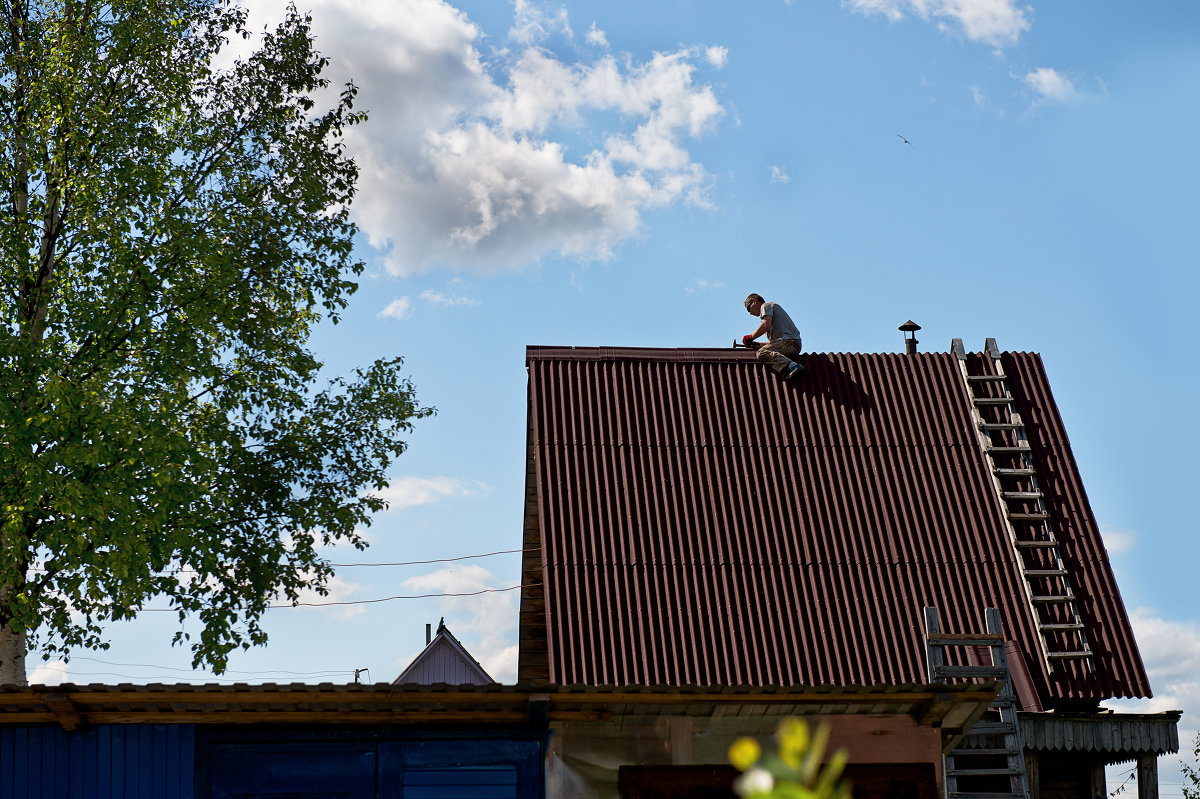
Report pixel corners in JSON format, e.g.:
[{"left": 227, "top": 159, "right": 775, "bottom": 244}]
[{"left": 744, "top": 293, "right": 764, "bottom": 316}]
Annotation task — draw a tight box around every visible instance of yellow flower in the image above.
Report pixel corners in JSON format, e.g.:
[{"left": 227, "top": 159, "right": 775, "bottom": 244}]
[
  {"left": 729, "top": 737, "right": 762, "bottom": 771},
  {"left": 778, "top": 718, "right": 811, "bottom": 769}
]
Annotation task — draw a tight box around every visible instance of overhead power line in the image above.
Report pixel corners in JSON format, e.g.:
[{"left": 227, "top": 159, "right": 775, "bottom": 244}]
[
  {"left": 63, "top": 656, "right": 358, "bottom": 677},
  {"left": 329, "top": 548, "right": 536, "bottom": 567},
  {"left": 133, "top": 584, "right": 527, "bottom": 612},
  {"left": 280, "top": 584, "right": 526, "bottom": 607},
  {"left": 26, "top": 547, "right": 536, "bottom": 576},
  {"left": 27, "top": 664, "right": 355, "bottom": 683}
]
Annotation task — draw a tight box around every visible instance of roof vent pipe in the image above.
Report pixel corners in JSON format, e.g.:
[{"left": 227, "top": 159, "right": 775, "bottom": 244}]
[
  {"left": 899, "top": 320, "right": 921, "bottom": 354},
  {"left": 426, "top": 623, "right": 432, "bottom": 645}
]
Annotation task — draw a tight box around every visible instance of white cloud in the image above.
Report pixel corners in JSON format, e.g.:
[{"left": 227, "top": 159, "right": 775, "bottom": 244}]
[
  {"left": 585, "top": 22, "right": 608, "bottom": 48},
  {"left": 481, "top": 645, "right": 519, "bottom": 683},
  {"left": 971, "top": 85, "right": 986, "bottom": 105},
  {"left": 706, "top": 46, "right": 729, "bottom": 69},
  {"left": 1103, "top": 608, "right": 1200, "bottom": 795},
  {"left": 844, "top": 0, "right": 1032, "bottom": 49},
  {"left": 375, "top": 476, "right": 492, "bottom": 510},
  {"left": 238, "top": 0, "right": 725, "bottom": 276},
  {"left": 378, "top": 297, "right": 413, "bottom": 321},
  {"left": 419, "top": 289, "right": 480, "bottom": 308},
  {"left": 1128, "top": 608, "right": 1200, "bottom": 686},
  {"left": 684, "top": 278, "right": 724, "bottom": 294},
  {"left": 1101, "top": 527, "right": 1135, "bottom": 555},
  {"left": 769, "top": 165, "right": 791, "bottom": 184},
  {"left": 1022, "top": 66, "right": 1078, "bottom": 104},
  {"left": 403, "top": 565, "right": 520, "bottom": 683},
  {"left": 28, "top": 659, "right": 70, "bottom": 685},
  {"left": 509, "top": 0, "right": 573, "bottom": 46}
]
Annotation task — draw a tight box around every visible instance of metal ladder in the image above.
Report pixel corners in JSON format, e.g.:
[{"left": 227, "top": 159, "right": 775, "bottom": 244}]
[
  {"left": 925, "top": 607, "right": 1030, "bottom": 799},
  {"left": 951, "top": 338, "right": 1093, "bottom": 675}
]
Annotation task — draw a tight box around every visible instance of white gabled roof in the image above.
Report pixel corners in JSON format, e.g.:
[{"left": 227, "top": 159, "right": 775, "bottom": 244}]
[{"left": 393, "top": 621, "right": 495, "bottom": 686}]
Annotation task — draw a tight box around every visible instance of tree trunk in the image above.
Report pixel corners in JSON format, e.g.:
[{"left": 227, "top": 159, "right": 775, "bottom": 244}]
[{"left": 0, "top": 624, "right": 27, "bottom": 685}]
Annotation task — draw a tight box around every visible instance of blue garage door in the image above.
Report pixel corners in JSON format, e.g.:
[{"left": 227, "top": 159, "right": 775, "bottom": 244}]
[
  {"left": 208, "top": 742, "right": 376, "bottom": 799},
  {"left": 401, "top": 766, "right": 518, "bottom": 799},
  {"left": 205, "top": 738, "right": 540, "bottom": 799}
]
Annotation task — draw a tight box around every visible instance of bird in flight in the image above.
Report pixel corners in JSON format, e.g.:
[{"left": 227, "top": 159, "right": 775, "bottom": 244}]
[{"left": 897, "top": 133, "right": 914, "bottom": 148}]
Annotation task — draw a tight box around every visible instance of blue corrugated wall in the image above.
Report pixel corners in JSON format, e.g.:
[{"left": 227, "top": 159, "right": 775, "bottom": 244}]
[
  {"left": 207, "top": 737, "right": 541, "bottom": 798},
  {"left": 1, "top": 725, "right": 542, "bottom": 798},
  {"left": 0, "top": 725, "right": 195, "bottom": 799}
]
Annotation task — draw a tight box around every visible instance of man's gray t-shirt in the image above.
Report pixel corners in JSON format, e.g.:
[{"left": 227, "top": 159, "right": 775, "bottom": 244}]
[{"left": 761, "top": 301, "right": 801, "bottom": 343}]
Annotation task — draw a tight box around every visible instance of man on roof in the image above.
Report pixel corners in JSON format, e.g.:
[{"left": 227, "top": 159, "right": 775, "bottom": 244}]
[{"left": 743, "top": 293, "right": 805, "bottom": 381}]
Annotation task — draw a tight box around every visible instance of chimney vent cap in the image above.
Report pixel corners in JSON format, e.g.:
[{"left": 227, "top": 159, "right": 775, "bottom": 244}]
[{"left": 899, "top": 320, "right": 921, "bottom": 333}]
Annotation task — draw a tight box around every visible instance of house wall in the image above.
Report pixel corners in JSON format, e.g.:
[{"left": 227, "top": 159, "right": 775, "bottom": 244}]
[
  {"left": 202, "top": 733, "right": 542, "bottom": 798},
  {"left": 549, "top": 714, "right": 944, "bottom": 799},
  {"left": 614, "top": 763, "right": 938, "bottom": 799},
  {"left": 0, "top": 724, "right": 195, "bottom": 798},
  {"left": 0, "top": 724, "right": 543, "bottom": 799}
]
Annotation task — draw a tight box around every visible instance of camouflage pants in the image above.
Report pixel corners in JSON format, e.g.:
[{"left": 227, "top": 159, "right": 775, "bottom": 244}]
[{"left": 757, "top": 338, "right": 802, "bottom": 375}]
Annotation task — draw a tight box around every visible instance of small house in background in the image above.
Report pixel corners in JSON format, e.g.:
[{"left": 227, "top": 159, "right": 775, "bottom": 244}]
[
  {"left": 394, "top": 618, "right": 496, "bottom": 685},
  {"left": 517, "top": 340, "right": 1180, "bottom": 799}
]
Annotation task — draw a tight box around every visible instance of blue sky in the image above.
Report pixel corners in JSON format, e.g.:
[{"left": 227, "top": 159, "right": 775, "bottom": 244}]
[{"left": 31, "top": 0, "right": 1200, "bottom": 792}]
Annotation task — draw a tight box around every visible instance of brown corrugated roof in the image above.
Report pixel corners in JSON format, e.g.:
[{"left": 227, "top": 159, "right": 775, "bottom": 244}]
[{"left": 518, "top": 346, "right": 1150, "bottom": 706}]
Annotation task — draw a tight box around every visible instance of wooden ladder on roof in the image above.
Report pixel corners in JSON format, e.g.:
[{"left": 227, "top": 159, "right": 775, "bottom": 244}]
[
  {"left": 951, "top": 338, "right": 1094, "bottom": 675},
  {"left": 925, "top": 607, "right": 1030, "bottom": 799}
]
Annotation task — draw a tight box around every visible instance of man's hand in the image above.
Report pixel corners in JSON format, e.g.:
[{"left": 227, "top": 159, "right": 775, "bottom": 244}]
[{"left": 742, "top": 334, "right": 755, "bottom": 346}]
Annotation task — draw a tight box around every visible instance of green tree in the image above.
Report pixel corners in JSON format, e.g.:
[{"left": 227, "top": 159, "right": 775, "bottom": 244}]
[
  {"left": 1184, "top": 731, "right": 1200, "bottom": 799},
  {"left": 0, "top": 0, "right": 431, "bottom": 684}
]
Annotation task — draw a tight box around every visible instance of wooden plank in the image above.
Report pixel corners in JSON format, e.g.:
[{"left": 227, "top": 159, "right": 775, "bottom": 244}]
[
  {"left": 61, "top": 690, "right": 532, "bottom": 707},
  {"left": 40, "top": 693, "right": 83, "bottom": 732},
  {"left": 552, "top": 690, "right": 942, "bottom": 706},
  {"left": 917, "top": 697, "right": 958, "bottom": 726},
  {"left": 923, "top": 601, "right": 942, "bottom": 684},
  {"left": 927, "top": 633, "right": 1004, "bottom": 644},
  {"left": 79, "top": 710, "right": 531, "bottom": 724},
  {"left": 934, "top": 666, "right": 1007, "bottom": 679}
]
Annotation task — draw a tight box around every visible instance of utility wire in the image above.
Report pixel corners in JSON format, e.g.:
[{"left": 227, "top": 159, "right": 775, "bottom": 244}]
[
  {"left": 329, "top": 548, "right": 536, "bottom": 567},
  {"left": 63, "top": 655, "right": 357, "bottom": 677},
  {"left": 26, "top": 547, "right": 536, "bottom": 576},
  {"left": 27, "top": 657, "right": 373, "bottom": 685},
  {"left": 132, "top": 583, "right": 527, "bottom": 612},
  {"left": 27, "top": 664, "right": 354, "bottom": 683},
  {"left": 280, "top": 585, "right": 525, "bottom": 607},
  {"left": 1109, "top": 768, "right": 1136, "bottom": 798}
]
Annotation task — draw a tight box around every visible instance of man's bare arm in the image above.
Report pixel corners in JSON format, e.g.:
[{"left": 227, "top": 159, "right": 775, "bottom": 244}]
[{"left": 746, "top": 314, "right": 773, "bottom": 342}]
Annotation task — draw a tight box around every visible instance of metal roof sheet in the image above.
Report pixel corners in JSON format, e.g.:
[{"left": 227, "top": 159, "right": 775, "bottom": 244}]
[{"left": 518, "top": 346, "right": 1150, "bottom": 705}]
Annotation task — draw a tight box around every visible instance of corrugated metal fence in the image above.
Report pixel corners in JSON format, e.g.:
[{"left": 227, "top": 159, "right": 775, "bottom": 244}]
[{"left": 0, "top": 724, "right": 195, "bottom": 799}]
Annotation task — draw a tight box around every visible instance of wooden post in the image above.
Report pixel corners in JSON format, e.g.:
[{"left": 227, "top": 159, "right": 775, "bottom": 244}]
[
  {"left": 669, "top": 717, "right": 693, "bottom": 764},
  {"left": 1024, "top": 752, "right": 1040, "bottom": 799},
  {"left": 1089, "top": 761, "right": 1106, "bottom": 799},
  {"left": 1137, "top": 754, "right": 1159, "bottom": 799}
]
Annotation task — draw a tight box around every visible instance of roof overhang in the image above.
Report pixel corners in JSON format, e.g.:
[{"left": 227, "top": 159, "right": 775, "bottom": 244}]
[
  {"left": 1019, "top": 710, "right": 1181, "bottom": 763},
  {"left": 0, "top": 681, "right": 997, "bottom": 747},
  {"left": 0, "top": 683, "right": 541, "bottom": 730},
  {"left": 543, "top": 683, "right": 999, "bottom": 752}
]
